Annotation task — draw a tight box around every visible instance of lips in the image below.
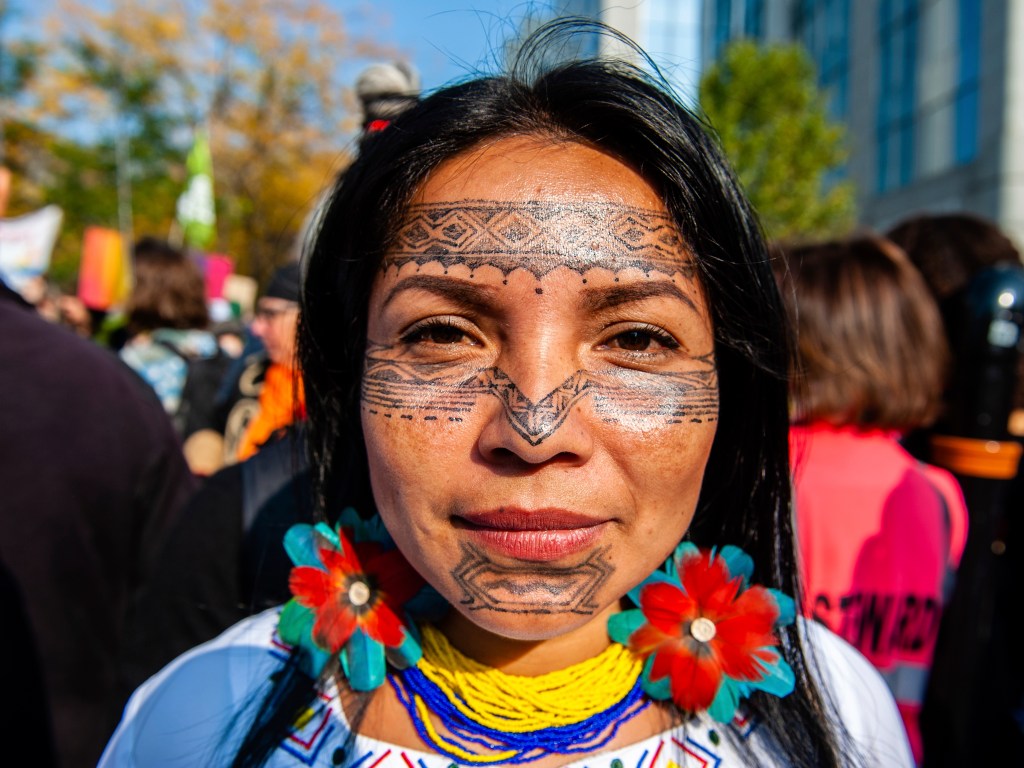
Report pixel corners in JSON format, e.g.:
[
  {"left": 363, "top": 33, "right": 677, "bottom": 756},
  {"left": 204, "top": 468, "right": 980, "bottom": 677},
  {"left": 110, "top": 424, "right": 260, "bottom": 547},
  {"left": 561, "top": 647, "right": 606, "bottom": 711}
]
[{"left": 455, "top": 508, "right": 608, "bottom": 562}]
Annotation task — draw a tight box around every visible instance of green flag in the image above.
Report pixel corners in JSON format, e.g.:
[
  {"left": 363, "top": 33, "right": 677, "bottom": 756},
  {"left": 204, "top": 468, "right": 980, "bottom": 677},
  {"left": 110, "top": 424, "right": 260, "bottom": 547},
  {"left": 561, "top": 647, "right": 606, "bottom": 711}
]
[{"left": 176, "top": 129, "right": 216, "bottom": 250}]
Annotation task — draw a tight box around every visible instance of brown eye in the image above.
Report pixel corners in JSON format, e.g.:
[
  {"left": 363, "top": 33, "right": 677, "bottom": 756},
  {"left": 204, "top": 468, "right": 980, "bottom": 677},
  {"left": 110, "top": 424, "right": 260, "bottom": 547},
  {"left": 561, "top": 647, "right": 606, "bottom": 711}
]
[
  {"left": 606, "top": 326, "right": 679, "bottom": 353},
  {"left": 402, "top": 320, "right": 477, "bottom": 346},
  {"left": 613, "top": 330, "right": 655, "bottom": 351},
  {"left": 420, "top": 326, "right": 467, "bottom": 344}
]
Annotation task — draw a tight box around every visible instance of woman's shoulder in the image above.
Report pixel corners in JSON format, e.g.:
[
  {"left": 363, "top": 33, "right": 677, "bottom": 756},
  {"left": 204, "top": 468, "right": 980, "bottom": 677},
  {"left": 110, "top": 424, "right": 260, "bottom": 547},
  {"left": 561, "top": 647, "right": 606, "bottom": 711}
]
[
  {"left": 151, "top": 327, "right": 221, "bottom": 358},
  {"left": 799, "top": 618, "right": 915, "bottom": 765},
  {"left": 914, "top": 460, "right": 970, "bottom": 565},
  {"left": 119, "top": 335, "right": 172, "bottom": 367},
  {"left": 99, "top": 608, "right": 288, "bottom": 766}
]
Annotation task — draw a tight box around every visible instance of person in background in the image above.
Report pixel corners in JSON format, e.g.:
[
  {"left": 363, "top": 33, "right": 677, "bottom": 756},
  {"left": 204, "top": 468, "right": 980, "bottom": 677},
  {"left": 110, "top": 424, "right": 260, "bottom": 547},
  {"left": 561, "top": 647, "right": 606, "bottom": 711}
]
[
  {"left": 773, "top": 235, "right": 969, "bottom": 764},
  {"left": 117, "top": 63, "right": 428, "bottom": 690},
  {"left": 887, "top": 213, "right": 1024, "bottom": 766},
  {"left": 116, "top": 423, "right": 314, "bottom": 701},
  {"left": 354, "top": 60, "right": 421, "bottom": 150},
  {"left": 116, "top": 265, "right": 311, "bottom": 693},
  {"left": 0, "top": 555, "right": 57, "bottom": 767},
  {"left": 886, "top": 213, "right": 1024, "bottom": 444},
  {"left": 0, "top": 276, "right": 196, "bottom": 767},
  {"left": 119, "top": 236, "right": 234, "bottom": 474},
  {"left": 232, "top": 261, "right": 305, "bottom": 461}
]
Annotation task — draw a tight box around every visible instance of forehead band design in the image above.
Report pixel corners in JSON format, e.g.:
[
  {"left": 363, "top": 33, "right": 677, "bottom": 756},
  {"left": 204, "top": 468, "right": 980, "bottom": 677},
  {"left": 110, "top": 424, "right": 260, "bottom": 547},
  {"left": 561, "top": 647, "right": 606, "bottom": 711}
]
[{"left": 388, "top": 201, "right": 693, "bottom": 279}]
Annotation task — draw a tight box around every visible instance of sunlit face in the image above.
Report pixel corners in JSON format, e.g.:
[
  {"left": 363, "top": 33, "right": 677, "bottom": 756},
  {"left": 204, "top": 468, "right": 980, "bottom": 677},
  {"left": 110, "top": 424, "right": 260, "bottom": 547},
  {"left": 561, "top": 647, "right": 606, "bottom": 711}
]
[
  {"left": 251, "top": 297, "right": 300, "bottom": 366},
  {"left": 362, "top": 136, "right": 718, "bottom": 642}
]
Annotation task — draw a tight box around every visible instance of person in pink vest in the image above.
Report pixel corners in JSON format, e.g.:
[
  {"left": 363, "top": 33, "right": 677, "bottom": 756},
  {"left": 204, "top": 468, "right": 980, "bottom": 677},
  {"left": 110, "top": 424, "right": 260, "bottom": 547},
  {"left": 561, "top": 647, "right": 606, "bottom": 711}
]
[{"left": 774, "top": 235, "right": 969, "bottom": 764}]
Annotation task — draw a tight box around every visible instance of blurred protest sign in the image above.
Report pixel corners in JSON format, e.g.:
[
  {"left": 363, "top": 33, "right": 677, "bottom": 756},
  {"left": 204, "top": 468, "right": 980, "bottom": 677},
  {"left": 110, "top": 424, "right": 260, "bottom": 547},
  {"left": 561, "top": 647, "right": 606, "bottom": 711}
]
[
  {"left": 0, "top": 167, "right": 10, "bottom": 218},
  {"left": 0, "top": 205, "right": 64, "bottom": 294},
  {"left": 195, "top": 252, "right": 235, "bottom": 323},
  {"left": 196, "top": 252, "right": 233, "bottom": 300},
  {"left": 77, "top": 226, "right": 131, "bottom": 310},
  {"left": 175, "top": 129, "right": 216, "bottom": 250}
]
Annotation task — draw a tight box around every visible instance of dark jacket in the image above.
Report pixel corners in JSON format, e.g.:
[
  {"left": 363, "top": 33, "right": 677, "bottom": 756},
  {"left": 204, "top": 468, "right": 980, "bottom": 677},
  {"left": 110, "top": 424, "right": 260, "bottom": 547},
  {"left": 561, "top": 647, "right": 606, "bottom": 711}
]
[
  {"left": 117, "top": 426, "right": 314, "bottom": 695},
  {"left": 0, "top": 282, "right": 198, "bottom": 767}
]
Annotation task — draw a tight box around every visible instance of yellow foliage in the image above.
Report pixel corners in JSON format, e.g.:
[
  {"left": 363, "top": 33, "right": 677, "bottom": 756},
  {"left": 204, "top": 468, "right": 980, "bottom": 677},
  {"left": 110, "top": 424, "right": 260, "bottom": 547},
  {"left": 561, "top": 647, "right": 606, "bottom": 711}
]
[{"left": 23, "top": 0, "right": 398, "bottom": 285}]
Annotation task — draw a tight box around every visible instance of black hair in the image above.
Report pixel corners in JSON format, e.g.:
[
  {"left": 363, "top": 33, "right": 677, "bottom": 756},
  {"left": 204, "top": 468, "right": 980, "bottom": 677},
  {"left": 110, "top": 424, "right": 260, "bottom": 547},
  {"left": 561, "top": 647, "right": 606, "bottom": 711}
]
[
  {"left": 886, "top": 212, "right": 1022, "bottom": 302},
  {"left": 234, "top": 20, "right": 850, "bottom": 767}
]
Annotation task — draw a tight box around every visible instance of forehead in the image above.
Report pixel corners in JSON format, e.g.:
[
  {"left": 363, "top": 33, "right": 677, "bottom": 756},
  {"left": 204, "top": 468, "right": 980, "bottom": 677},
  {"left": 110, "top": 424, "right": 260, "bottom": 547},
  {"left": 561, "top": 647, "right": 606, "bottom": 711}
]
[
  {"left": 388, "top": 137, "right": 689, "bottom": 278},
  {"left": 414, "top": 136, "right": 664, "bottom": 207},
  {"left": 257, "top": 297, "right": 298, "bottom": 311}
]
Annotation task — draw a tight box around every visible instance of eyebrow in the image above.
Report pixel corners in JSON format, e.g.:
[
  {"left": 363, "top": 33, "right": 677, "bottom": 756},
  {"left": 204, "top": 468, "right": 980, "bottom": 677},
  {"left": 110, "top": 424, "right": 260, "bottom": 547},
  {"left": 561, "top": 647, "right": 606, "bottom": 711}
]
[
  {"left": 382, "top": 275, "right": 499, "bottom": 312},
  {"left": 580, "top": 281, "right": 698, "bottom": 314}
]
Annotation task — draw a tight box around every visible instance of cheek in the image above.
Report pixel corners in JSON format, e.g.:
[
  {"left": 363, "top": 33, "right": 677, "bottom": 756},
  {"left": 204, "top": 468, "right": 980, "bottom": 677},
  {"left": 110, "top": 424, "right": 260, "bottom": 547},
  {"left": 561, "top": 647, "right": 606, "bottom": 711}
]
[
  {"left": 360, "top": 411, "right": 473, "bottom": 601},
  {"left": 616, "top": 419, "right": 717, "bottom": 518},
  {"left": 605, "top": 422, "right": 716, "bottom": 591},
  {"left": 591, "top": 352, "right": 718, "bottom": 420},
  {"left": 360, "top": 352, "right": 492, "bottom": 523},
  {"left": 361, "top": 416, "right": 431, "bottom": 562},
  {"left": 593, "top": 370, "right": 719, "bottom": 538},
  {"left": 590, "top": 365, "right": 719, "bottom": 461},
  {"left": 361, "top": 405, "right": 473, "bottom": 512}
]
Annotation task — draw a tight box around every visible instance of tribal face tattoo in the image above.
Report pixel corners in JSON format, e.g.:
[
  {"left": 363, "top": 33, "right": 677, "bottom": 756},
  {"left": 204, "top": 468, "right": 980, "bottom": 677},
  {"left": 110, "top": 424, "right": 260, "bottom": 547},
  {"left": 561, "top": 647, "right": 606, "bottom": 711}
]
[
  {"left": 364, "top": 201, "right": 716, "bottom": 444},
  {"left": 361, "top": 136, "right": 718, "bottom": 650}
]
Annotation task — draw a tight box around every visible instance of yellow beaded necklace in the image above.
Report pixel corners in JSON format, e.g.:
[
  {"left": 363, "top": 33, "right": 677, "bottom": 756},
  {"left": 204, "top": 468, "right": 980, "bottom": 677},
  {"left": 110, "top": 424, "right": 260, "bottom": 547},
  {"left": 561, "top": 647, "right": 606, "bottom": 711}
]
[{"left": 388, "top": 624, "right": 648, "bottom": 764}]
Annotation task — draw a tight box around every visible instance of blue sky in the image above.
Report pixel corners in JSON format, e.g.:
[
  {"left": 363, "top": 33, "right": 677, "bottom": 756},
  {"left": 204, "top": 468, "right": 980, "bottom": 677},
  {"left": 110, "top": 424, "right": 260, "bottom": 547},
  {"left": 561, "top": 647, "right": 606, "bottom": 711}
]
[
  {"left": 347, "top": 1, "right": 570, "bottom": 92},
  {"left": 6, "top": 0, "right": 586, "bottom": 93},
  {"left": 7, "top": 0, "right": 702, "bottom": 121},
  {"left": 5, "top": 0, "right": 581, "bottom": 140},
  {"left": 343, "top": 0, "right": 702, "bottom": 103}
]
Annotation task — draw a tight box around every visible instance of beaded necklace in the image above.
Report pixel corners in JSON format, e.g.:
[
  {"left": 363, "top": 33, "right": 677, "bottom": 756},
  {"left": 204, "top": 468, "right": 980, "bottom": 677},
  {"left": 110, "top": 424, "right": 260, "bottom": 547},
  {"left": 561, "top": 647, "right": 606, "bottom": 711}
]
[{"left": 388, "top": 624, "right": 650, "bottom": 764}]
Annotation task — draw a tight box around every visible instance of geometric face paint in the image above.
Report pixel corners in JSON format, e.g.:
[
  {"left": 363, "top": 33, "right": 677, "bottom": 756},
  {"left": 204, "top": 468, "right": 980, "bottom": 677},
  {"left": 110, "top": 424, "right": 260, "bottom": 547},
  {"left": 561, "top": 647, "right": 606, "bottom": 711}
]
[
  {"left": 386, "top": 201, "right": 694, "bottom": 280},
  {"left": 363, "top": 344, "right": 718, "bottom": 446},
  {"left": 360, "top": 136, "right": 718, "bottom": 651},
  {"left": 366, "top": 200, "right": 718, "bottom": 445}
]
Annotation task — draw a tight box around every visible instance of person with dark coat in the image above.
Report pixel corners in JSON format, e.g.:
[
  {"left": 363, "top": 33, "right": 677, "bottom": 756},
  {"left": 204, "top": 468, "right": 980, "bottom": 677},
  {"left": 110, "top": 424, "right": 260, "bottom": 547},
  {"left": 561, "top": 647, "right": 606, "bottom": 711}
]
[
  {"left": 0, "top": 555, "right": 57, "bottom": 767},
  {"left": 0, "top": 279, "right": 198, "bottom": 767},
  {"left": 116, "top": 266, "right": 313, "bottom": 690},
  {"left": 887, "top": 213, "right": 1024, "bottom": 766},
  {"left": 116, "top": 425, "right": 314, "bottom": 695}
]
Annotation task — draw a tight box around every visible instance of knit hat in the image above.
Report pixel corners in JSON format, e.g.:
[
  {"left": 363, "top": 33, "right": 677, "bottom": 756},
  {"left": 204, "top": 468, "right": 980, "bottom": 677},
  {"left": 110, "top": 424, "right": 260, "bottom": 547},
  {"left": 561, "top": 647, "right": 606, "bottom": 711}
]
[
  {"left": 355, "top": 61, "right": 421, "bottom": 133},
  {"left": 264, "top": 262, "right": 301, "bottom": 303}
]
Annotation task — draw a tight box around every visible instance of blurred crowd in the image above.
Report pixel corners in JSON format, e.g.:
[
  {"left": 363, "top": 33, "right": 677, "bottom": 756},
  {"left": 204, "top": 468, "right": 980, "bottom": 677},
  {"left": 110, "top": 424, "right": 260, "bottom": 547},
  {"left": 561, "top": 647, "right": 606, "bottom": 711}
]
[
  {"left": 0, "top": 59, "right": 420, "bottom": 768},
  {"left": 1, "top": 56, "right": 1021, "bottom": 768}
]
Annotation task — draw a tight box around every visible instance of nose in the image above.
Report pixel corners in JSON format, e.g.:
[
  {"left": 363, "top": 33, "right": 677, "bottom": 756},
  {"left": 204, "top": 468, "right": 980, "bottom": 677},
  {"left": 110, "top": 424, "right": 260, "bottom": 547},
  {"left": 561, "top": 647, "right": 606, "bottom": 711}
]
[{"left": 475, "top": 364, "right": 596, "bottom": 467}]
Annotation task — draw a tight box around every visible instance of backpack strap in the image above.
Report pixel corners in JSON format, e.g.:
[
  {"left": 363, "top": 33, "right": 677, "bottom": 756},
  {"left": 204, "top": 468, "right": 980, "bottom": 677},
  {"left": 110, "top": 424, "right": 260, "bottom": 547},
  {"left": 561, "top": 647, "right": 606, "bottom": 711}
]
[
  {"left": 150, "top": 338, "right": 192, "bottom": 434},
  {"left": 154, "top": 337, "right": 233, "bottom": 438},
  {"left": 152, "top": 337, "right": 189, "bottom": 361}
]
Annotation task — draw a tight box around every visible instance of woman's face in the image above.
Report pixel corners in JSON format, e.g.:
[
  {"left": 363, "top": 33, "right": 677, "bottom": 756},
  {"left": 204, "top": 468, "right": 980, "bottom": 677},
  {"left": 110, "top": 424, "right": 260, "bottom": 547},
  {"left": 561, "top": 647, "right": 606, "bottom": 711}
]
[{"left": 362, "top": 136, "right": 718, "bottom": 642}]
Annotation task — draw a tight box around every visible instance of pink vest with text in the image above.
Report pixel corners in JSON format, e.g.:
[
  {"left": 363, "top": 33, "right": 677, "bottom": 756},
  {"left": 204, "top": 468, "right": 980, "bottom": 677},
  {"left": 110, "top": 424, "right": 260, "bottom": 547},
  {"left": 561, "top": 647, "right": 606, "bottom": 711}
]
[{"left": 790, "top": 423, "right": 968, "bottom": 764}]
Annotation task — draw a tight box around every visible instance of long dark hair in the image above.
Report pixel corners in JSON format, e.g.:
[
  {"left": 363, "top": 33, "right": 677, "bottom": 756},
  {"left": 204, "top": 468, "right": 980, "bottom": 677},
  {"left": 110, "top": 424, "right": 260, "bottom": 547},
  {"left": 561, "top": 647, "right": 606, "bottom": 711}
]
[{"left": 235, "top": 21, "right": 847, "bottom": 768}]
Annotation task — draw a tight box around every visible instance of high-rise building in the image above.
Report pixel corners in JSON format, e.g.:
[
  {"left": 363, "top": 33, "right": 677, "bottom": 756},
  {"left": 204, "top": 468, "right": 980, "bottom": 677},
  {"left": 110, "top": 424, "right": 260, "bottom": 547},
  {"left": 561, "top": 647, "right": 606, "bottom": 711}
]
[
  {"left": 701, "top": 0, "right": 1023, "bottom": 246},
  {"left": 559, "top": 0, "right": 704, "bottom": 103}
]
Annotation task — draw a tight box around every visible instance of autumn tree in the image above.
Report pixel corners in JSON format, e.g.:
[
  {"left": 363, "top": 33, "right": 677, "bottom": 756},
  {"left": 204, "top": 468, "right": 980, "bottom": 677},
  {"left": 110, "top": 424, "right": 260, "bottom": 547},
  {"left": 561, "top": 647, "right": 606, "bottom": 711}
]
[
  {"left": 1, "top": 0, "right": 46, "bottom": 205},
  {"left": 22, "top": 0, "right": 392, "bottom": 285},
  {"left": 699, "top": 40, "right": 855, "bottom": 241}
]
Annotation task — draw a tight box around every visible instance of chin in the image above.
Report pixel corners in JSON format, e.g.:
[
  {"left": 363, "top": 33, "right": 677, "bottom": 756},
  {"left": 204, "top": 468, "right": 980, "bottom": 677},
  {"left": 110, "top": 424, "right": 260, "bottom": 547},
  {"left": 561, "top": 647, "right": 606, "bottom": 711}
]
[{"left": 449, "top": 601, "right": 602, "bottom": 642}]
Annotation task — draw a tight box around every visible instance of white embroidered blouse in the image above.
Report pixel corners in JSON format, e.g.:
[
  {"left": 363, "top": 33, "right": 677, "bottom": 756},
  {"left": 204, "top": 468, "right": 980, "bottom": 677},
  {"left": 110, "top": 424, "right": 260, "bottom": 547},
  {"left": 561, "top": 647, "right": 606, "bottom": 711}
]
[{"left": 100, "top": 609, "right": 913, "bottom": 767}]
